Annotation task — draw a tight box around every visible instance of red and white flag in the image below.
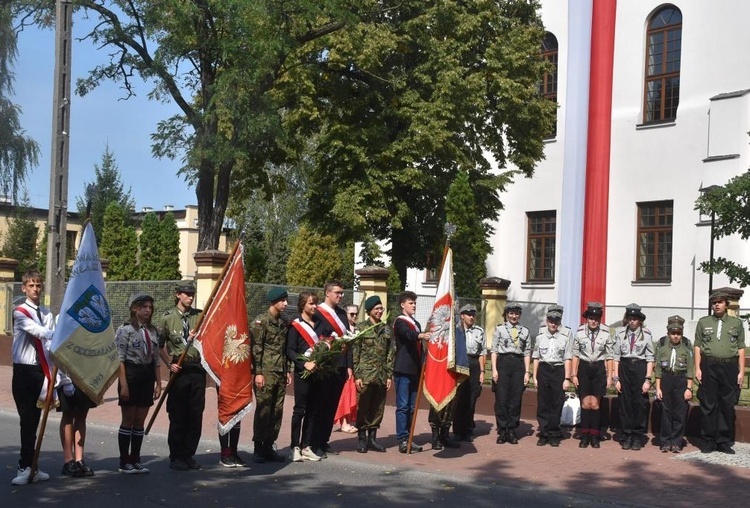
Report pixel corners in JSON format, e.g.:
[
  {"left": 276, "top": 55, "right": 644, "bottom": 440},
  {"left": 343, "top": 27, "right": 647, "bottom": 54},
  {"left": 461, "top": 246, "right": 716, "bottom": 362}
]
[
  {"left": 194, "top": 243, "right": 253, "bottom": 435},
  {"left": 423, "top": 248, "right": 469, "bottom": 410}
]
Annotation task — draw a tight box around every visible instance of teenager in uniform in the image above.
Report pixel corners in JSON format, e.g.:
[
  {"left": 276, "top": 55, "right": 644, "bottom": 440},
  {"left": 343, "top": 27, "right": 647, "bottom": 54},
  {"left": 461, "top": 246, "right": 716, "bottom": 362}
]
[
  {"left": 571, "top": 302, "right": 613, "bottom": 448},
  {"left": 491, "top": 302, "right": 531, "bottom": 445},
  {"left": 11, "top": 270, "right": 53, "bottom": 485},
  {"left": 453, "top": 304, "right": 486, "bottom": 443},
  {"left": 116, "top": 293, "right": 161, "bottom": 474},
  {"left": 612, "top": 304, "right": 654, "bottom": 451},
  {"left": 158, "top": 280, "right": 204, "bottom": 471},
  {"left": 250, "top": 287, "right": 290, "bottom": 463},
  {"left": 352, "top": 295, "right": 393, "bottom": 453},
  {"left": 654, "top": 315, "right": 693, "bottom": 452},
  {"left": 694, "top": 290, "right": 746, "bottom": 454},
  {"left": 532, "top": 309, "right": 572, "bottom": 446}
]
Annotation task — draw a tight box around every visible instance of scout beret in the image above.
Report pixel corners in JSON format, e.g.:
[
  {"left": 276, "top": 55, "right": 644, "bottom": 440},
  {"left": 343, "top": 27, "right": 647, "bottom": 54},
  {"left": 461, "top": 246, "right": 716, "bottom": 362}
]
[
  {"left": 667, "top": 315, "right": 685, "bottom": 331},
  {"left": 128, "top": 292, "right": 153, "bottom": 308},
  {"left": 582, "top": 302, "right": 603, "bottom": 319},
  {"left": 504, "top": 302, "right": 523, "bottom": 314},
  {"left": 175, "top": 280, "right": 196, "bottom": 293},
  {"left": 546, "top": 310, "right": 563, "bottom": 321},
  {"left": 624, "top": 303, "right": 646, "bottom": 321},
  {"left": 364, "top": 295, "right": 382, "bottom": 312},
  {"left": 267, "top": 287, "right": 288, "bottom": 303},
  {"left": 460, "top": 303, "right": 477, "bottom": 314},
  {"left": 709, "top": 290, "right": 729, "bottom": 303}
]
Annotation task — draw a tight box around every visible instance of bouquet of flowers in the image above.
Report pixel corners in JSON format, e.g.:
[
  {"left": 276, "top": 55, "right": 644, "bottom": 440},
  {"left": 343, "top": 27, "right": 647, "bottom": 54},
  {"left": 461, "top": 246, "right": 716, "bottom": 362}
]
[{"left": 299, "top": 314, "right": 387, "bottom": 379}]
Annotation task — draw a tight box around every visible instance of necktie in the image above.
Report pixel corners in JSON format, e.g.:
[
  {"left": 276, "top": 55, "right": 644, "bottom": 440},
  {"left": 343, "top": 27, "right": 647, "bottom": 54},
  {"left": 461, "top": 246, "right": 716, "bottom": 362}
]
[
  {"left": 590, "top": 329, "right": 596, "bottom": 352},
  {"left": 716, "top": 319, "right": 723, "bottom": 341},
  {"left": 629, "top": 332, "right": 636, "bottom": 354},
  {"left": 182, "top": 314, "right": 190, "bottom": 342},
  {"left": 669, "top": 347, "right": 676, "bottom": 370},
  {"left": 511, "top": 326, "right": 519, "bottom": 349},
  {"left": 142, "top": 326, "right": 153, "bottom": 358}
]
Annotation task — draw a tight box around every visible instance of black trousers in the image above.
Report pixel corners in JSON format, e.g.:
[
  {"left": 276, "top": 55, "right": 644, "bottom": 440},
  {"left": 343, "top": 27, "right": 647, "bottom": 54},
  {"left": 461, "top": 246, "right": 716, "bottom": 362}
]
[
  {"left": 493, "top": 354, "right": 525, "bottom": 431},
  {"left": 291, "top": 374, "right": 319, "bottom": 449},
  {"left": 659, "top": 371, "right": 688, "bottom": 446},
  {"left": 698, "top": 358, "right": 740, "bottom": 445},
  {"left": 536, "top": 363, "right": 565, "bottom": 438},
  {"left": 166, "top": 367, "right": 206, "bottom": 461},
  {"left": 12, "top": 364, "right": 45, "bottom": 469},
  {"left": 311, "top": 367, "right": 346, "bottom": 449},
  {"left": 618, "top": 359, "right": 649, "bottom": 437},
  {"left": 454, "top": 355, "right": 483, "bottom": 435}
]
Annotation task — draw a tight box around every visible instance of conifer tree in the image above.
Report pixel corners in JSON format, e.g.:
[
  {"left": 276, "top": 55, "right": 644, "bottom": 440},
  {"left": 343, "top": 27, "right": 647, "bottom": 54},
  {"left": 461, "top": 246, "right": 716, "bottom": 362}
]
[
  {"left": 158, "top": 211, "right": 181, "bottom": 280},
  {"left": 1, "top": 193, "right": 38, "bottom": 279},
  {"left": 138, "top": 212, "right": 161, "bottom": 280},
  {"left": 286, "top": 225, "right": 347, "bottom": 287},
  {"left": 101, "top": 202, "right": 138, "bottom": 281}
]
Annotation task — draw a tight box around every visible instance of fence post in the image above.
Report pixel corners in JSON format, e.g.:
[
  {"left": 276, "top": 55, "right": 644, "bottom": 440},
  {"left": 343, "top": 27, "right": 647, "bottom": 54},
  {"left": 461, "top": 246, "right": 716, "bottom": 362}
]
[
  {"left": 193, "top": 250, "right": 230, "bottom": 310},
  {"left": 355, "top": 266, "right": 390, "bottom": 310},
  {"left": 0, "top": 257, "right": 19, "bottom": 335}
]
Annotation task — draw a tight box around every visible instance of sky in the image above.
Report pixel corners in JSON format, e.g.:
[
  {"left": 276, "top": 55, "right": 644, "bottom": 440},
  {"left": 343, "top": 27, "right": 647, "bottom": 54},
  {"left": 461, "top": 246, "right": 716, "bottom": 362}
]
[{"left": 11, "top": 15, "right": 197, "bottom": 213}]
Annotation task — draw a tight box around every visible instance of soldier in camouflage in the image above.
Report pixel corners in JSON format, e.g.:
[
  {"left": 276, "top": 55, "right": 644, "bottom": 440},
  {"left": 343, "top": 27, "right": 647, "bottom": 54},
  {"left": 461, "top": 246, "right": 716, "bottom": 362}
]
[
  {"left": 250, "top": 287, "right": 290, "bottom": 463},
  {"left": 352, "top": 295, "right": 394, "bottom": 453}
]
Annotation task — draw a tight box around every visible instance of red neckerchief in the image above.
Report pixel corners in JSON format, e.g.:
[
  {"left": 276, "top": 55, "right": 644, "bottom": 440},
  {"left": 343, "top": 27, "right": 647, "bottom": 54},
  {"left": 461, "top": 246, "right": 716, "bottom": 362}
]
[
  {"left": 317, "top": 302, "right": 347, "bottom": 336},
  {"left": 292, "top": 318, "right": 318, "bottom": 348},
  {"left": 15, "top": 305, "right": 52, "bottom": 381}
]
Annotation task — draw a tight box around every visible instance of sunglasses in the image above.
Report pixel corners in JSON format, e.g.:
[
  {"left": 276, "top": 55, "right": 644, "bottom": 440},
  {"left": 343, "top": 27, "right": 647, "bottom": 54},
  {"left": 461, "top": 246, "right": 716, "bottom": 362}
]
[{"left": 348, "top": 312, "right": 357, "bottom": 316}]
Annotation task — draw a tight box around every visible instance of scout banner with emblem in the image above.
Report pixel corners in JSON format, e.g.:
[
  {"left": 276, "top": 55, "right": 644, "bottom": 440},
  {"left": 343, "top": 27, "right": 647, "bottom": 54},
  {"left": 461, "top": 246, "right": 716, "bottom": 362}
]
[
  {"left": 50, "top": 222, "right": 118, "bottom": 403},
  {"left": 422, "top": 247, "right": 469, "bottom": 410},
  {"left": 194, "top": 243, "right": 253, "bottom": 435}
]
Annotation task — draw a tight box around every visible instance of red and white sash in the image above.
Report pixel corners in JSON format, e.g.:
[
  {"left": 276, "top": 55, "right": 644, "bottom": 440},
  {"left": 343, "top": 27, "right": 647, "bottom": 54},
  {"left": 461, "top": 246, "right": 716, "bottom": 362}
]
[
  {"left": 291, "top": 318, "right": 319, "bottom": 349},
  {"left": 396, "top": 314, "right": 421, "bottom": 332},
  {"left": 15, "top": 306, "right": 52, "bottom": 382},
  {"left": 317, "top": 302, "right": 347, "bottom": 336}
]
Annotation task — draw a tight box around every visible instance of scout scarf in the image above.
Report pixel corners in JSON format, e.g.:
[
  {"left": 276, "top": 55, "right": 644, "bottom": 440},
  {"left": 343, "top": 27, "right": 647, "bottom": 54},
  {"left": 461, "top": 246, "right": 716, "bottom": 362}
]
[
  {"left": 317, "top": 302, "right": 347, "bottom": 336},
  {"left": 291, "top": 318, "right": 319, "bottom": 349}
]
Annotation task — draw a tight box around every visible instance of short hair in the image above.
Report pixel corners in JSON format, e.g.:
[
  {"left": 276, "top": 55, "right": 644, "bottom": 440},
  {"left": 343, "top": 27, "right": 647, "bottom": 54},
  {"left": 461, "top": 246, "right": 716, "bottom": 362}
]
[
  {"left": 22, "top": 270, "right": 44, "bottom": 285},
  {"left": 297, "top": 291, "right": 319, "bottom": 314},
  {"left": 346, "top": 305, "right": 358, "bottom": 314},
  {"left": 399, "top": 291, "right": 418, "bottom": 305},
  {"left": 324, "top": 280, "right": 344, "bottom": 293}
]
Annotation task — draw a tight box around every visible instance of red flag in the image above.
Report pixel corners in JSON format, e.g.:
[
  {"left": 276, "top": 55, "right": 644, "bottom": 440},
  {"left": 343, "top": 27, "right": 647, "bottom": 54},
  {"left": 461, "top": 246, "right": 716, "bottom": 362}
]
[
  {"left": 423, "top": 248, "right": 469, "bottom": 410},
  {"left": 194, "top": 244, "right": 253, "bottom": 434}
]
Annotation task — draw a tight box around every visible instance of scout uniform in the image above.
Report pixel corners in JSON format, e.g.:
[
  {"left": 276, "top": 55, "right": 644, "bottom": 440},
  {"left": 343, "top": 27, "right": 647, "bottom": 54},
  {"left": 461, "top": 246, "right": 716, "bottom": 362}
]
[
  {"left": 453, "top": 303, "right": 487, "bottom": 443},
  {"left": 491, "top": 302, "right": 531, "bottom": 444},
  {"left": 532, "top": 309, "right": 573, "bottom": 446},
  {"left": 158, "top": 280, "right": 204, "bottom": 470},
  {"left": 612, "top": 304, "right": 654, "bottom": 450},
  {"left": 352, "top": 295, "right": 393, "bottom": 452},
  {"left": 250, "top": 287, "right": 289, "bottom": 463},
  {"left": 572, "top": 302, "right": 613, "bottom": 447},
  {"left": 695, "top": 290, "right": 746, "bottom": 453},
  {"left": 654, "top": 315, "right": 694, "bottom": 452}
]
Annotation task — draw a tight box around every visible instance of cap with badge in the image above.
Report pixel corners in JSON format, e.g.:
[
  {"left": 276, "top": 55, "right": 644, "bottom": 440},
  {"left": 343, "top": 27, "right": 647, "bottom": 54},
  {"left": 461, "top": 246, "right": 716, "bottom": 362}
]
[
  {"left": 623, "top": 303, "right": 646, "bottom": 321},
  {"left": 582, "top": 302, "right": 603, "bottom": 319},
  {"left": 175, "top": 280, "right": 196, "bottom": 294},
  {"left": 546, "top": 309, "right": 563, "bottom": 321},
  {"left": 128, "top": 292, "right": 154, "bottom": 308},
  {"left": 548, "top": 303, "right": 564, "bottom": 314},
  {"left": 364, "top": 295, "right": 382, "bottom": 313},
  {"left": 709, "top": 290, "right": 729, "bottom": 304},
  {"left": 504, "top": 301, "right": 523, "bottom": 314},
  {"left": 460, "top": 303, "right": 477, "bottom": 315},
  {"left": 666, "top": 315, "right": 685, "bottom": 331},
  {"left": 267, "top": 287, "right": 288, "bottom": 303}
]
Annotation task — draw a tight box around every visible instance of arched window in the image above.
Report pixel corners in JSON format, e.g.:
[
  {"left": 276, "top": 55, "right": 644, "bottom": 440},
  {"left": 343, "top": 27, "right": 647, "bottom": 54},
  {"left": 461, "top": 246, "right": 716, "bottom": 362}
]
[
  {"left": 540, "top": 32, "right": 559, "bottom": 137},
  {"left": 644, "top": 6, "right": 682, "bottom": 123}
]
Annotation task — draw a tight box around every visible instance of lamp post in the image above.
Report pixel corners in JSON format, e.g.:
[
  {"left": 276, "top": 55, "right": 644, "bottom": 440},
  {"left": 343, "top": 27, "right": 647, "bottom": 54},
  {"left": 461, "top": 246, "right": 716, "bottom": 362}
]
[{"left": 699, "top": 185, "right": 721, "bottom": 314}]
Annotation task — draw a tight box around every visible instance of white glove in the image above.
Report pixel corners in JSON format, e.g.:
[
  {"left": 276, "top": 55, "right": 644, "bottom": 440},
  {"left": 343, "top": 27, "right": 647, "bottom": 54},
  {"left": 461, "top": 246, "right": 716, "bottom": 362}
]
[{"left": 62, "top": 384, "right": 75, "bottom": 397}]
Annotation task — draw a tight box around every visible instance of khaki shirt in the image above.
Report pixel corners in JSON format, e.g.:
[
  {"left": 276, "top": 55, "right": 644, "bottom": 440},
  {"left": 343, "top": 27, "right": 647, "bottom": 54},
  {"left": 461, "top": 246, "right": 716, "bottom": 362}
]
[
  {"left": 695, "top": 314, "right": 746, "bottom": 359},
  {"left": 613, "top": 326, "right": 654, "bottom": 362},
  {"left": 572, "top": 324, "right": 613, "bottom": 362},
  {"left": 158, "top": 306, "right": 202, "bottom": 362},
  {"left": 492, "top": 323, "right": 531, "bottom": 356},
  {"left": 654, "top": 338, "right": 694, "bottom": 378},
  {"left": 532, "top": 331, "right": 572, "bottom": 365}
]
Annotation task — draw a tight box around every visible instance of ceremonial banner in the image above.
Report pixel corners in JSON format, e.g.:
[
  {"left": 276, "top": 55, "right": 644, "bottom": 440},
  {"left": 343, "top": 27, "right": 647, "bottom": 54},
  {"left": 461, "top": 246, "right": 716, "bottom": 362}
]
[
  {"left": 423, "top": 248, "right": 469, "bottom": 410},
  {"left": 50, "top": 223, "right": 118, "bottom": 403},
  {"left": 194, "top": 244, "right": 253, "bottom": 435}
]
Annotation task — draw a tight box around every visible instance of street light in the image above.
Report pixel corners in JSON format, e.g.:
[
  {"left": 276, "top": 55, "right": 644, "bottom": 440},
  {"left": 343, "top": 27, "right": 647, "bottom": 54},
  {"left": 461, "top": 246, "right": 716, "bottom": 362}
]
[{"left": 699, "top": 185, "right": 721, "bottom": 314}]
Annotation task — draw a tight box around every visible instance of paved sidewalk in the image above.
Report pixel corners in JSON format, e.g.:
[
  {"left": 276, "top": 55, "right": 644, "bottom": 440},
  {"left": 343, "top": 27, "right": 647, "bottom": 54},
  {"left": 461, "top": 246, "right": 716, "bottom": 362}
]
[{"left": 1, "top": 364, "right": 746, "bottom": 507}]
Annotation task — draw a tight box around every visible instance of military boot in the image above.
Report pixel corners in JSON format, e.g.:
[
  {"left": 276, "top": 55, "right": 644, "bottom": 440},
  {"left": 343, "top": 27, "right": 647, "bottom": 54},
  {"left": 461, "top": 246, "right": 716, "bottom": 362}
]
[
  {"left": 367, "top": 429, "right": 386, "bottom": 452},
  {"left": 357, "top": 429, "right": 368, "bottom": 453},
  {"left": 431, "top": 427, "right": 443, "bottom": 450},
  {"left": 439, "top": 426, "right": 461, "bottom": 449},
  {"left": 252, "top": 441, "right": 266, "bottom": 463}
]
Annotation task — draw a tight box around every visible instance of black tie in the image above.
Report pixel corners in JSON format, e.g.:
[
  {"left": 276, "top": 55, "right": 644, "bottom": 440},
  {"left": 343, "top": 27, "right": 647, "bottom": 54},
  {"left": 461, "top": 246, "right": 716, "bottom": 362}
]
[
  {"left": 35, "top": 306, "right": 43, "bottom": 324},
  {"left": 182, "top": 314, "right": 190, "bottom": 341}
]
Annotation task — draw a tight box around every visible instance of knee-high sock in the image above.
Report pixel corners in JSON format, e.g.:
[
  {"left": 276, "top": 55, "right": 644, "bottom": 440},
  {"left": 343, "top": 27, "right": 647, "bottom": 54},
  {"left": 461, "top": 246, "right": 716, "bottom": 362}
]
[
  {"left": 118, "top": 426, "right": 132, "bottom": 462},
  {"left": 131, "top": 428, "right": 145, "bottom": 461}
]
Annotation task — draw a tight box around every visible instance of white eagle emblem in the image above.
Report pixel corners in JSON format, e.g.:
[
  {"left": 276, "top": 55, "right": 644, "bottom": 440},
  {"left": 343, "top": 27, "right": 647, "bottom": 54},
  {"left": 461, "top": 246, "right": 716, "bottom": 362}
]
[
  {"left": 222, "top": 324, "right": 250, "bottom": 367},
  {"left": 428, "top": 304, "right": 452, "bottom": 348}
]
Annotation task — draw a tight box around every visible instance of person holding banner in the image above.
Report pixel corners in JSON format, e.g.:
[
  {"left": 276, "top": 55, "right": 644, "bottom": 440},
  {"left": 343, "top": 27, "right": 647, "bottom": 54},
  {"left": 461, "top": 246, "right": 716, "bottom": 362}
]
[
  {"left": 10, "top": 270, "right": 53, "bottom": 485},
  {"left": 453, "top": 304, "right": 486, "bottom": 443},
  {"left": 115, "top": 293, "right": 161, "bottom": 474},
  {"left": 287, "top": 291, "right": 323, "bottom": 462},
  {"left": 250, "top": 287, "right": 290, "bottom": 464},
  {"left": 158, "top": 280, "right": 204, "bottom": 471}
]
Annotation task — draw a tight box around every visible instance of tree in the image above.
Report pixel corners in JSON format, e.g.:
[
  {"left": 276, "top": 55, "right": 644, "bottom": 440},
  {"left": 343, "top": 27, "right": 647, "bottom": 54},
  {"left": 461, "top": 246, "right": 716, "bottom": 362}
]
[
  {"left": 158, "top": 211, "right": 181, "bottom": 280},
  {"left": 445, "top": 170, "right": 491, "bottom": 298},
  {"left": 695, "top": 176, "right": 750, "bottom": 287},
  {"left": 75, "top": 145, "right": 135, "bottom": 242},
  {"left": 286, "top": 224, "right": 349, "bottom": 287},
  {"left": 137, "top": 212, "right": 160, "bottom": 280},
  {"left": 100, "top": 202, "right": 138, "bottom": 281},
  {"left": 0, "top": 4, "right": 39, "bottom": 200},
  {"left": 1, "top": 192, "right": 39, "bottom": 279}
]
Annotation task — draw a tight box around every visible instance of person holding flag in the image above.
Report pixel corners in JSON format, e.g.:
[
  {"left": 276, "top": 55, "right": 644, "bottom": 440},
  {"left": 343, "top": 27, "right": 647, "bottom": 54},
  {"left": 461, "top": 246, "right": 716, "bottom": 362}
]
[{"left": 10, "top": 270, "right": 54, "bottom": 485}]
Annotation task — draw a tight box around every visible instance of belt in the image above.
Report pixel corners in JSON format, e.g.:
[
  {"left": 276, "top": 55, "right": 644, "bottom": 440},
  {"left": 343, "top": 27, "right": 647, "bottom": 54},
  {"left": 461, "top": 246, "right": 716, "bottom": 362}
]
[
  {"left": 467, "top": 354, "right": 481, "bottom": 359},
  {"left": 662, "top": 370, "right": 687, "bottom": 375},
  {"left": 499, "top": 353, "right": 524, "bottom": 358},
  {"left": 174, "top": 356, "right": 202, "bottom": 365},
  {"left": 704, "top": 356, "right": 738, "bottom": 364},
  {"left": 620, "top": 357, "right": 646, "bottom": 363}
]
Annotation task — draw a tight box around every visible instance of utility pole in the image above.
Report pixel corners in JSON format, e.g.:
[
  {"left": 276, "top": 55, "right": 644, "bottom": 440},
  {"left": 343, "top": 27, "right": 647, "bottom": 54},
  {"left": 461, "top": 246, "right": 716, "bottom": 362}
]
[{"left": 45, "top": 0, "right": 73, "bottom": 313}]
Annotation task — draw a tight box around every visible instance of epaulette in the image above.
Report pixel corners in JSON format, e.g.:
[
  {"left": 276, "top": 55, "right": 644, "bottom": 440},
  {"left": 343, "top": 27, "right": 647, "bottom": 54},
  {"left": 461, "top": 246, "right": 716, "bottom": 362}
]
[{"left": 600, "top": 323, "right": 610, "bottom": 332}]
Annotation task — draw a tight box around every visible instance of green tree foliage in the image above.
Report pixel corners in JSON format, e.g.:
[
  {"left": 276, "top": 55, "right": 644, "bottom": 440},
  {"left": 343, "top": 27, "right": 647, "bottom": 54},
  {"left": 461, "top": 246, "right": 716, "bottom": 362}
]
[
  {"left": 137, "top": 212, "right": 160, "bottom": 279},
  {"left": 75, "top": 145, "right": 135, "bottom": 242},
  {"left": 0, "top": 4, "right": 39, "bottom": 200},
  {"left": 100, "top": 202, "right": 137, "bottom": 281},
  {"left": 158, "top": 211, "right": 181, "bottom": 280},
  {"left": 36, "top": 221, "right": 47, "bottom": 277},
  {"left": 695, "top": 177, "right": 750, "bottom": 287},
  {"left": 445, "top": 170, "right": 490, "bottom": 298},
  {"left": 286, "top": 224, "right": 349, "bottom": 287},
  {"left": 386, "top": 265, "right": 402, "bottom": 294},
  {"left": 1, "top": 193, "right": 38, "bottom": 279}
]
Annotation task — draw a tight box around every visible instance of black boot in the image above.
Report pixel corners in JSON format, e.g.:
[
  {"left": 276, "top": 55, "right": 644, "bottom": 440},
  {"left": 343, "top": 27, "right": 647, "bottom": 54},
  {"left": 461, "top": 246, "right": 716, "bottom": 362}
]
[
  {"left": 431, "top": 427, "right": 443, "bottom": 450},
  {"left": 579, "top": 434, "right": 590, "bottom": 449},
  {"left": 496, "top": 428, "right": 507, "bottom": 444},
  {"left": 252, "top": 441, "right": 266, "bottom": 463},
  {"left": 440, "top": 426, "right": 461, "bottom": 449},
  {"left": 357, "top": 429, "right": 368, "bottom": 453},
  {"left": 507, "top": 428, "right": 519, "bottom": 445},
  {"left": 367, "top": 429, "right": 386, "bottom": 452}
]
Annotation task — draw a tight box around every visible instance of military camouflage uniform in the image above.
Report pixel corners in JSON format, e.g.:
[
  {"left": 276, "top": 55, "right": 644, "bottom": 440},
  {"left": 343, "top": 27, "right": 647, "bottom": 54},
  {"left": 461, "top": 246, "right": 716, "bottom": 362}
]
[
  {"left": 352, "top": 320, "right": 393, "bottom": 429},
  {"left": 158, "top": 306, "right": 204, "bottom": 464},
  {"left": 250, "top": 311, "right": 289, "bottom": 447}
]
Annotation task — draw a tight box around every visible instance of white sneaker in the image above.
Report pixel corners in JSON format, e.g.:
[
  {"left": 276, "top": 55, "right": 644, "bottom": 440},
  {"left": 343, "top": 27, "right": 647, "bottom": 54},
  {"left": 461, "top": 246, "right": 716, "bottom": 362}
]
[
  {"left": 11, "top": 467, "right": 50, "bottom": 485},
  {"left": 291, "top": 446, "right": 303, "bottom": 462},
  {"left": 300, "top": 446, "right": 321, "bottom": 462}
]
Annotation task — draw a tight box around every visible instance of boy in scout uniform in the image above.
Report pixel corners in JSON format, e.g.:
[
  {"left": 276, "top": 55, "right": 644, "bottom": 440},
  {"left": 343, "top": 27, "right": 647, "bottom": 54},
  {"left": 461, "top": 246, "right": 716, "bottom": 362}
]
[
  {"left": 250, "top": 287, "right": 290, "bottom": 463},
  {"left": 694, "top": 290, "right": 746, "bottom": 454},
  {"left": 453, "top": 303, "right": 486, "bottom": 443},
  {"left": 158, "top": 280, "right": 204, "bottom": 471},
  {"left": 654, "top": 315, "right": 693, "bottom": 452}
]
